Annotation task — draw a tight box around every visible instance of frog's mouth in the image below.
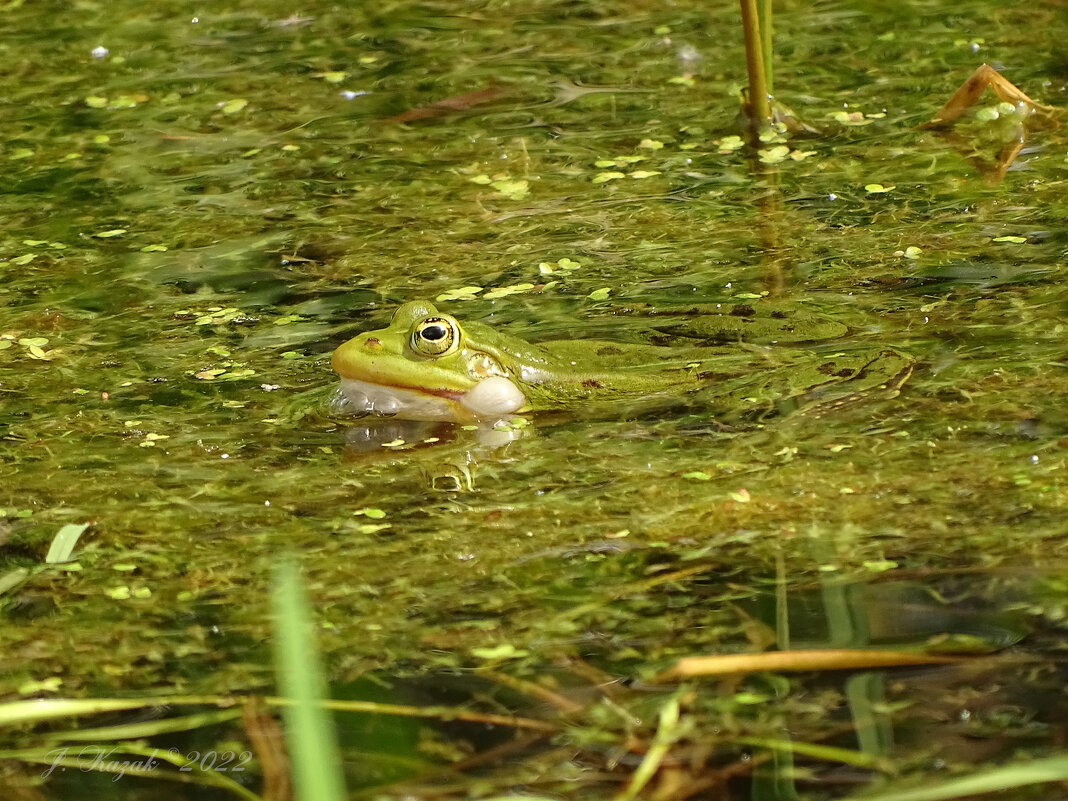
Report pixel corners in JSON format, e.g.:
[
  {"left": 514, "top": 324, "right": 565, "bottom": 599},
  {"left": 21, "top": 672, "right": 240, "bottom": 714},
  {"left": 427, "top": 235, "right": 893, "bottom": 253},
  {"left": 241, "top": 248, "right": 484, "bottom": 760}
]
[{"left": 334, "top": 376, "right": 527, "bottom": 423}]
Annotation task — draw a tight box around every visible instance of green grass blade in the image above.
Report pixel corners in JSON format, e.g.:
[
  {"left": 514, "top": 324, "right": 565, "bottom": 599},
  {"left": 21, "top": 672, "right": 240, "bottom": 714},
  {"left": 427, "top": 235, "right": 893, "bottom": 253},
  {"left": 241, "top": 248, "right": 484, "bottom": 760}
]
[
  {"left": 45, "top": 523, "right": 89, "bottom": 564},
  {"left": 42, "top": 708, "right": 243, "bottom": 742},
  {"left": 734, "top": 736, "right": 892, "bottom": 772},
  {"left": 0, "top": 567, "right": 31, "bottom": 596},
  {"left": 271, "top": 560, "right": 347, "bottom": 801},
  {"left": 846, "top": 755, "right": 1068, "bottom": 801},
  {"left": 760, "top": 0, "right": 773, "bottom": 96},
  {"left": 0, "top": 698, "right": 160, "bottom": 726}
]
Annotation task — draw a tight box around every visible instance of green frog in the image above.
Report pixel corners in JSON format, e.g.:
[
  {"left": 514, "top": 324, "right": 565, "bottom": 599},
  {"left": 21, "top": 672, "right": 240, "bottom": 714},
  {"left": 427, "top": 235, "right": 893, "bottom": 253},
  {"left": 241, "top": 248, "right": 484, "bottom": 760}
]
[{"left": 331, "top": 301, "right": 912, "bottom": 424}]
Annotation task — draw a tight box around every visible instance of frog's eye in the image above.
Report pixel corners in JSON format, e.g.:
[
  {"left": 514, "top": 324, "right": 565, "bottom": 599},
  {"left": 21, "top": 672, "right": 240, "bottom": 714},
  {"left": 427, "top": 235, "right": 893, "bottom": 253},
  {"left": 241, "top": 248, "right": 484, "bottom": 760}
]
[{"left": 410, "top": 316, "right": 459, "bottom": 357}]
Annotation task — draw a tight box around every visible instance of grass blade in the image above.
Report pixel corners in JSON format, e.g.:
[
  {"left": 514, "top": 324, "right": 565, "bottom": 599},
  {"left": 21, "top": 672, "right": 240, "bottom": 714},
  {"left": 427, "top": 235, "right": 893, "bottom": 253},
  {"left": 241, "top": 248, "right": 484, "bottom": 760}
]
[
  {"left": 271, "top": 560, "right": 346, "bottom": 801},
  {"left": 846, "top": 755, "right": 1068, "bottom": 801},
  {"left": 45, "top": 523, "right": 89, "bottom": 564},
  {"left": 0, "top": 567, "right": 31, "bottom": 596}
]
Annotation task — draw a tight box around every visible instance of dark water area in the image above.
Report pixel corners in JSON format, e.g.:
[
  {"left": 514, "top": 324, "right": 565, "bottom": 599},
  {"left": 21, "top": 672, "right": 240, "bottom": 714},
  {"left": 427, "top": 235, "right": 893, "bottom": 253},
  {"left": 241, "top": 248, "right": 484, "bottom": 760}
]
[{"left": 2, "top": 1, "right": 1067, "bottom": 799}]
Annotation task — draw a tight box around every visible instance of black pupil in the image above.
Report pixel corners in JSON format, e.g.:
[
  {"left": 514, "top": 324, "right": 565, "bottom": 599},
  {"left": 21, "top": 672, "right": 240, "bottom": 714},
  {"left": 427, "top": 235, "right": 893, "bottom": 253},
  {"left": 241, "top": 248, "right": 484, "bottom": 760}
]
[{"left": 422, "top": 324, "right": 447, "bottom": 341}]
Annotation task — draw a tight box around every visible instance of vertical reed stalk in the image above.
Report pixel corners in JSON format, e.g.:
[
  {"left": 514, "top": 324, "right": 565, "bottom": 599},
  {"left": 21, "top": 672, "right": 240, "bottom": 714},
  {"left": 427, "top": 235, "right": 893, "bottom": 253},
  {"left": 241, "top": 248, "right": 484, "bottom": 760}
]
[
  {"left": 761, "top": 0, "right": 774, "bottom": 96},
  {"left": 740, "top": 0, "right": 773, "bottom": 136}
]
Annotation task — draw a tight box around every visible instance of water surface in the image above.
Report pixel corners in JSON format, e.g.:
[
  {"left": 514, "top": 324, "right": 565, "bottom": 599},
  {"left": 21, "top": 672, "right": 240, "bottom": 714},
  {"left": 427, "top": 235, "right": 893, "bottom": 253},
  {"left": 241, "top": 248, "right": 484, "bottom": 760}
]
[{"left": 2, "top": 1, "right": 1067, "bottom": 799}]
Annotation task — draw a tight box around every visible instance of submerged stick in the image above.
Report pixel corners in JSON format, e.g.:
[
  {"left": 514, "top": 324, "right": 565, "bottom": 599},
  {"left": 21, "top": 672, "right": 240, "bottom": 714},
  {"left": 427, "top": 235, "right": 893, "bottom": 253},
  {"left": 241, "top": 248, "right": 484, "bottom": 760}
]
[
  {"left": 652, "top": 648, "right": 960, "bottom": 683},
  {"left": 920, "top": 63, "right": 1059, "bottom": 129}
]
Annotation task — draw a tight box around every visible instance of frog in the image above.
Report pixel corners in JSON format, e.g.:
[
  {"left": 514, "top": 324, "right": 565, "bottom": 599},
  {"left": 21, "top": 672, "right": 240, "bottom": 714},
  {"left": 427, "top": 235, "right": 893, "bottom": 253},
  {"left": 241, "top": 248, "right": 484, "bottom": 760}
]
[{"left": 330, "top": 300, "right": 913, "bottom": 424}]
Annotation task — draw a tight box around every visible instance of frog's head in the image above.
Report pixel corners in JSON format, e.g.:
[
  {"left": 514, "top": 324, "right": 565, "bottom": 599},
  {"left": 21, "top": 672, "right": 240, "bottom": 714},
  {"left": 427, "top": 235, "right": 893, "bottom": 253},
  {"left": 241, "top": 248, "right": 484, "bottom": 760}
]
[{"left": 331, "top": 301, "right": 529, "bottom": 423}]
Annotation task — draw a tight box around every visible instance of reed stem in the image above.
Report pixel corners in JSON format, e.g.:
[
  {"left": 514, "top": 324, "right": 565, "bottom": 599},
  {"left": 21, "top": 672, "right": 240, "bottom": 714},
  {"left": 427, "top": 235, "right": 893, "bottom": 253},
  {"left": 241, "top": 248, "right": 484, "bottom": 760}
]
[{"left": 740, "top": 0, "right": 773, "bottom": 136}]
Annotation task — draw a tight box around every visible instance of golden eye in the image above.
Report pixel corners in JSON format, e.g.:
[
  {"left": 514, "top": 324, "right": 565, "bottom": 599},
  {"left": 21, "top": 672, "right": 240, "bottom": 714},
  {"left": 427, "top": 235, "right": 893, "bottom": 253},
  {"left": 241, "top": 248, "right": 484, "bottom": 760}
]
[{"left": 410, "top": 316, "right": 459, "bottom": 357}]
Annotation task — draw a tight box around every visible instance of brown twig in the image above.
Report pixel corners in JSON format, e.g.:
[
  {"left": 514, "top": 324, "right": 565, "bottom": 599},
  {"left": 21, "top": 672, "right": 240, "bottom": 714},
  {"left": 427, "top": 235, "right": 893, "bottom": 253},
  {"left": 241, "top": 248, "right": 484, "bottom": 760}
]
[{"left": 242, "top": 699, "right": 292, "bottom": 801}]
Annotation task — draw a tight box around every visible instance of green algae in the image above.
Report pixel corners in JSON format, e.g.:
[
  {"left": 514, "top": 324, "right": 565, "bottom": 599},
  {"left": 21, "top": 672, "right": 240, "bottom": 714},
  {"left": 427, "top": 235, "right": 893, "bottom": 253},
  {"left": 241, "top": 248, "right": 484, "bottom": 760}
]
[{"left": 1, "top": 0, "right": 1067, "bottom": 799}]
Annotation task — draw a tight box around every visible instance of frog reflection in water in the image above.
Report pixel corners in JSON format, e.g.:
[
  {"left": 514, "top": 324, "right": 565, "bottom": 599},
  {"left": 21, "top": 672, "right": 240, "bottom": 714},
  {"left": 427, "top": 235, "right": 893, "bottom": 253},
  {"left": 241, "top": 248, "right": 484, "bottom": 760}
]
[{"left": 331, "top": 301, "right": 912, "bottom": 424}]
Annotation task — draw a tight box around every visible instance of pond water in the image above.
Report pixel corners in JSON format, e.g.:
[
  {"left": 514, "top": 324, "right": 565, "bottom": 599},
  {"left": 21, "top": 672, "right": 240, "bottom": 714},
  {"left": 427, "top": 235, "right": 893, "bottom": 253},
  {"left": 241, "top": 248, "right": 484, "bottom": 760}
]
[{"left": 2, "top": 0, "right": 1067, "bottom": 799}]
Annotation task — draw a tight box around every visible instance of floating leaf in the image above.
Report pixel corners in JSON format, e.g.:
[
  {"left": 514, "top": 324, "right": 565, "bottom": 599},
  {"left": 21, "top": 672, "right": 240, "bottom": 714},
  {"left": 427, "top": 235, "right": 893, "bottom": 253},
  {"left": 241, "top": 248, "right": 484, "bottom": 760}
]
[
  {"left": 992, "top": 235, "right": 1027, "bottom": 244},
  {"left": 110, "top": 94, "right": 146, "bottom": 108},
  {"left": 470, "top": 644, "right": 529, "bottom": 660},
  {"left": 489, "top": 179, "right": 529, "bottom": 200},
  {"left": 682, "top": 471, "right": 712, "bottom": 481},
  {"left": 539, "top": 257, "right": 581, "bottom": 275},
  {"left": 638, "top": 138, "right": 664, "bottom": 150},
  {"left": 758, "top": 146, "right": 791, "bottom": 164},
  {"left": 17, "top": 676, "right": 63, "bottom": 696},
  {"left": 592, "top": 171, "right": 626, "bottom": 183},
  {"left": 587, "top": 287, "right": 611, "bottom": 301},
  {"left": 220, "top": 98, "right": 248, "bottom": 114},
  {"left": 732, "top": 692, "right": 770, "bottom": 705},
  {"left": 273, "top": 314, "right": 305, "bottom": 326},
  {"left": 140, "top": 244, "right": 168, "bottom": 252},
  {"left": 357, "top": 523, "right": 391, "bottom": 534},
  {"left": 92, "top": 228, "right": 127, "bottom": 238},
  {"left": 8, "top": 148, "right": 34, "bottom": 160},
  {"left": 830, "top": 110, "right": 873, "bottom": 126},
  {"left": 11, "top": 253, "right": 37, "bottom": 265},
  {"left": 436, "top": 286, "right": 483, "bottom": 302},
  {"left": 484, "top": 283, "right": 535, "bottom": 300},
  {"left": 903, "top": 246, "right": 922, "bottom": 259},
  {"left": 862, "top": 559, "right": 898, "bottom": 573},
  {"left": 865, "top": 183, "right": 895, "bottom": 193},
  {"left": 714, "top": 135, "right": 745, "bottom": 153},
  {"left": 218, "top": 368, "right": 256, "bottom": 380},
  {"left": 630, "top": 170, "right": 661, "bottom": 179},
  {"left": 354, "top": 508, "right": 386, "bottom": 519}
]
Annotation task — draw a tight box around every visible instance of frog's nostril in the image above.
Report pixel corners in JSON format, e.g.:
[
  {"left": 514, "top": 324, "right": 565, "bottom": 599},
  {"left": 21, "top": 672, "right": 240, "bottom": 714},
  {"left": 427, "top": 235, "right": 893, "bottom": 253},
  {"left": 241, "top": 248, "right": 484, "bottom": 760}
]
[{"left": 365, "top": 337, "right": 382, "bottom": 350}]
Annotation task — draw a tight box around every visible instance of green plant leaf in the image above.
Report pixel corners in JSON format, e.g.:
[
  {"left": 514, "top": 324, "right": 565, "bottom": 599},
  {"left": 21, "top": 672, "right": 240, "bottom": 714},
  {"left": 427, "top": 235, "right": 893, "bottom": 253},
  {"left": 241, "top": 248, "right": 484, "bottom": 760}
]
[{"left": 45, "top": 523, "right": 90, "bottom": 564}]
